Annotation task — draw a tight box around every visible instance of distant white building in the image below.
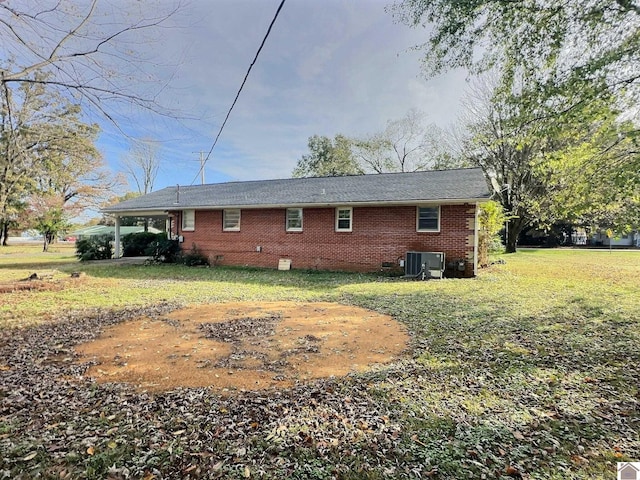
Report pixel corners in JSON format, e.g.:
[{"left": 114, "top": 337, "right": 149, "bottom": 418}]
[{"left": 590, "top": 230, "right": 639, "bottom": 247}]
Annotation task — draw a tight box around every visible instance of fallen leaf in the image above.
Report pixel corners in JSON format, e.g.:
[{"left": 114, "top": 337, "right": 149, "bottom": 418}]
[
  {"left": 505, "top": 465, "right": 520, "bottom": 477},
  {"left": 21, "top": 451, "right": 38, "bottom": 461},
  {"left": 243, "top": 465, "right": 251, "bottom": 478},
  {"left": 571, "top": 455, "right": 589, "bottom": 465},
  {"left": 86, "top": 446, "right": 95, "bottom": 456}
]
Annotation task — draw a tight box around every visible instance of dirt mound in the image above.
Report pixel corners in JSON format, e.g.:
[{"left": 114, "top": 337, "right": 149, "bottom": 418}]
[{"left": 75, "top": 302, "right": 409, "bottom": 392}]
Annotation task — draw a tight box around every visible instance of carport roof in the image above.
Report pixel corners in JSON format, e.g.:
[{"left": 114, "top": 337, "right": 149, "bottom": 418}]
[{"left": 103, "top": 167, "right": 491, "bottom": 215}]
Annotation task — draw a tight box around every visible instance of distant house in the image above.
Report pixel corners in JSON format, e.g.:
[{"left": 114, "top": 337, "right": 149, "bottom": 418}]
[
  {"left": 71, "top": 225, "right": 162, "bottom": 241},
  {"left": 590, "top": 230, "right": 640, "bottom": 247},
  {"left": 102, "top": 168, "right": 491, "bottom": 277}
]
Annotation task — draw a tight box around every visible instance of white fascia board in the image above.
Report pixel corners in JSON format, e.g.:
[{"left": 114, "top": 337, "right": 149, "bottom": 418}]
[
  {"left": 102, "top": 209, "right": 169, "bottom": 216},
  {"left": 169, "top": 197, "right": 490, "bottom": 210},
  {"left": 104, "top": 197, "right": 490, "bottom": 215}
]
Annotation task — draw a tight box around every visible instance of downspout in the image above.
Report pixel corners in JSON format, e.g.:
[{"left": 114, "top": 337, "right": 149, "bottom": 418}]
[{"left": 114, "top": 215, "right": 121, "bottom": 258}]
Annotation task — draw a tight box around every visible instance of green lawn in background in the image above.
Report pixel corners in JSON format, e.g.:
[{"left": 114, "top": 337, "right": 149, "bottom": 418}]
[{"left": 0, "top": 245, "right": 638, "bottom": 478}]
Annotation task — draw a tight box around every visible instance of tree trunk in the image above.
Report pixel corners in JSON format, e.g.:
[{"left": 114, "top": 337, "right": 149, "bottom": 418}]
[
  {"left": 505, "top": 217, "right": 527, "bottom": 253},
  {"left": 0, "top": 221, "right": 6, "bottom": 246},
  {"left": 42, "top": 232, "right": 53, "bottom": 252}
]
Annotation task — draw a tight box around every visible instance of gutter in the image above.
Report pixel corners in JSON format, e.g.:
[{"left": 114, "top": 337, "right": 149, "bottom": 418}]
[{"left": 102, "top": 197, "right": 492, "bottom": 216}]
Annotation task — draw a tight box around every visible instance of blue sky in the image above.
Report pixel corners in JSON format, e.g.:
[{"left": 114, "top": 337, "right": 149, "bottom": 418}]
[{"left": 95, "top": 0, "right": 470, "bottom": 192}]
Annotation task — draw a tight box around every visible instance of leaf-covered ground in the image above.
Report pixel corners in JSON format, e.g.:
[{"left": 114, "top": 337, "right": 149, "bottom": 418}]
[{"left": 1, "top": 248, "right": 639, "bottom": 478}]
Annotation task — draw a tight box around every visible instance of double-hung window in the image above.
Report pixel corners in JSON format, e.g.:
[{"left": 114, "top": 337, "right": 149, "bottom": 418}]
[
  {"left": 286, "top": 208, "right": 303, "bottom": 231},
  {"left": 335, "top": 207, "right": 352, "bottom": 232},
  {"left": 182, "top": 209, "right": 195, "bottom": 231},
  {"left": 417, "top": 206, "right": 440, "bottom": 232},
  {"left": 223, "top": 209, "right": 241, "bottom": 231}
]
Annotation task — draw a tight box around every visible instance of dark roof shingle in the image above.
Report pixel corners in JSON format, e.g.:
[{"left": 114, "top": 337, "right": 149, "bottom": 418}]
[{"left": 104, "top": 168, "right": 490, "bottom": 214}]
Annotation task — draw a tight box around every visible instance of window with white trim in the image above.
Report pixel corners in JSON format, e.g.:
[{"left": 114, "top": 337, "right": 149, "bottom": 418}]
[
  {"left": 417, "top": 206, "right": 440, "bottom": 232},
  {"left": 335, "top": 207, "right": 352, "bottom": 232},
  {"left": 182, "top": 209, "right": 195, "bottom": 231},
  {"left": 223, "top": 209, "right": 241, "bottom": 231},
  {"left": 286, "top": 208, "right": 303, "bottom": 231}
]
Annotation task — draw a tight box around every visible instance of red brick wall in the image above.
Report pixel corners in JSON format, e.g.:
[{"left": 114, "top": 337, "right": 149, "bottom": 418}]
[{"left": 170, "top": 204, "right": 477, "bottom": 276}]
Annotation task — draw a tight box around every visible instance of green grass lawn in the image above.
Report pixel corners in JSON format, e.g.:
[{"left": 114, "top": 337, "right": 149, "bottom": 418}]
[{"left": 0, "top": 246, "right": 638, "bottom": 479}]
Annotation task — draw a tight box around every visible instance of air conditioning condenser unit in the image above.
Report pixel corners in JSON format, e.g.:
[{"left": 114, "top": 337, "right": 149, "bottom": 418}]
[{"left": 405, "top": 251, "right": 445, "bottom": 279}]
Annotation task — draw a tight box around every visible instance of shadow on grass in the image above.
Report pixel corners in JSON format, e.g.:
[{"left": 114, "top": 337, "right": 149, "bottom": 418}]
[
  {"left": 55, "top": 262, "right": 393, "bottom": 292},
  {"left": 344, "top": 288, "right": 640, "bottom": 477}
]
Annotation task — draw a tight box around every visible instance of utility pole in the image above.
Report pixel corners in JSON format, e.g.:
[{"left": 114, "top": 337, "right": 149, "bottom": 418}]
[{"left": 192, "top": 151, "right": 206, "bottom": 185}]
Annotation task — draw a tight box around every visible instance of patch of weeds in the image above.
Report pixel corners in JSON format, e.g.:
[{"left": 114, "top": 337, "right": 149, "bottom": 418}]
[
  {"left": 179, "top": 243, "right": 210, "bottom": 267},
  {"left": 288, "top": 455, "right": 333, "bottom": 480}
]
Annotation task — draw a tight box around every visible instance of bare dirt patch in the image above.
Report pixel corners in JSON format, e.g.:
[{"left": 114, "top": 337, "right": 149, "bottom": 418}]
[{"left": 75, "top": 301, "right": 409, "bottom": 392}]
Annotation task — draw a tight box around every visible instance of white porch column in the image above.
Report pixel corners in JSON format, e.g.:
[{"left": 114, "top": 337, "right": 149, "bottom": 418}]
[{"left": 114, "top": 216, "right": 121, "bottom": 258}]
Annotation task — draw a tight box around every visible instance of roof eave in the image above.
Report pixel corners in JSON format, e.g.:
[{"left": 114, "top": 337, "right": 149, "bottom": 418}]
[{"left": 102, "top": 196, "right": 490, "bottom": 215}]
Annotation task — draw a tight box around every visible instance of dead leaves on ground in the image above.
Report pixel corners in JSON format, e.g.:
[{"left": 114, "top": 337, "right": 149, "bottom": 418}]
[{"left": 1, "top": 302, "right": 639, "bottom": 479}]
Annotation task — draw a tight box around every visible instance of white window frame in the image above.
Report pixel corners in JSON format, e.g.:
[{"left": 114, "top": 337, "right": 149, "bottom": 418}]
[
  {"left": 335, "top": 207, "right": 353, "bottom": 232},
  {"left": 181, "top": 209, "right": 195, "bottom": 231},
  {"left": 416, "top": 205, "right": 440, "bottom": 232},
  {"left": 286, "top": 208, "right": 303, "bottom": 232},
  {"left": 223, "top": 209, "right": 241, "bottom": 231}
]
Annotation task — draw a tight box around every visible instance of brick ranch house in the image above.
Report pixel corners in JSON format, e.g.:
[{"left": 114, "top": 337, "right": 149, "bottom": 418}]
[{"left": 103, "top": 168, "right": 491, "bottom": 277}]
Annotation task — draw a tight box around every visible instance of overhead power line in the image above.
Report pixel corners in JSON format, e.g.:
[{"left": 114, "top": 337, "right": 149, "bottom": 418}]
[{"left": 190, "top": 0, "right": 287, "bottom": 185}]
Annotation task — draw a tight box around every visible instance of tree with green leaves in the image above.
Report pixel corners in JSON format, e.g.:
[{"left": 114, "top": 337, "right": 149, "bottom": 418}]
[
  {"left": 534, "top": 106, "right": 640, "bottom": 235},
  {"left": 1, "top": 76, "right": 56, "bottom": 245},
  {"left": 30, "top": 196, "right": 70, "bottom": 252},
  {"left": 1, "top": 73, "right": 119, "bottom": 249},
  {"left": 478, "top": 200, "right": 507, "bottom": 267},
  {"left": 461, "top": 78, "right": 547, "bottom": 253},
  {"left": 390, "top": 0, "right": 640, "bottom": 247},
  {"left": 292, "top": 135, "right": 364, "bottom": 178},
  {"left": 389, "top": 0, "right": 640, "bottom": 117},
  {"left": 462, "top": 74, "right": 638, "bottom": 252}
]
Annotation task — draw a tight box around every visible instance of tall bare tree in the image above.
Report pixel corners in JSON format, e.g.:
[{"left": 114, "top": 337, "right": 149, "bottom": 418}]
[
  {"left": 121, "top": 138, "right": 161, "bottom": 231},
  {"left": 1, "top": 1, "right": 180, "bottom": 244},
  {"left": 352, "top": 109, "right": 465, "bottom": 173},
  {"left": 122, "top": 139, "right": 160, "bottom": 195},
  {"left": 0, "top": 1, "right": 183, "bottom": 124}
]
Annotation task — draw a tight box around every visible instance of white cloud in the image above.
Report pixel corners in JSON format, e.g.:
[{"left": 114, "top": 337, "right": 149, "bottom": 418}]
[{"left": 97, "top": 0, "right": 472, "bottom": 187}]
